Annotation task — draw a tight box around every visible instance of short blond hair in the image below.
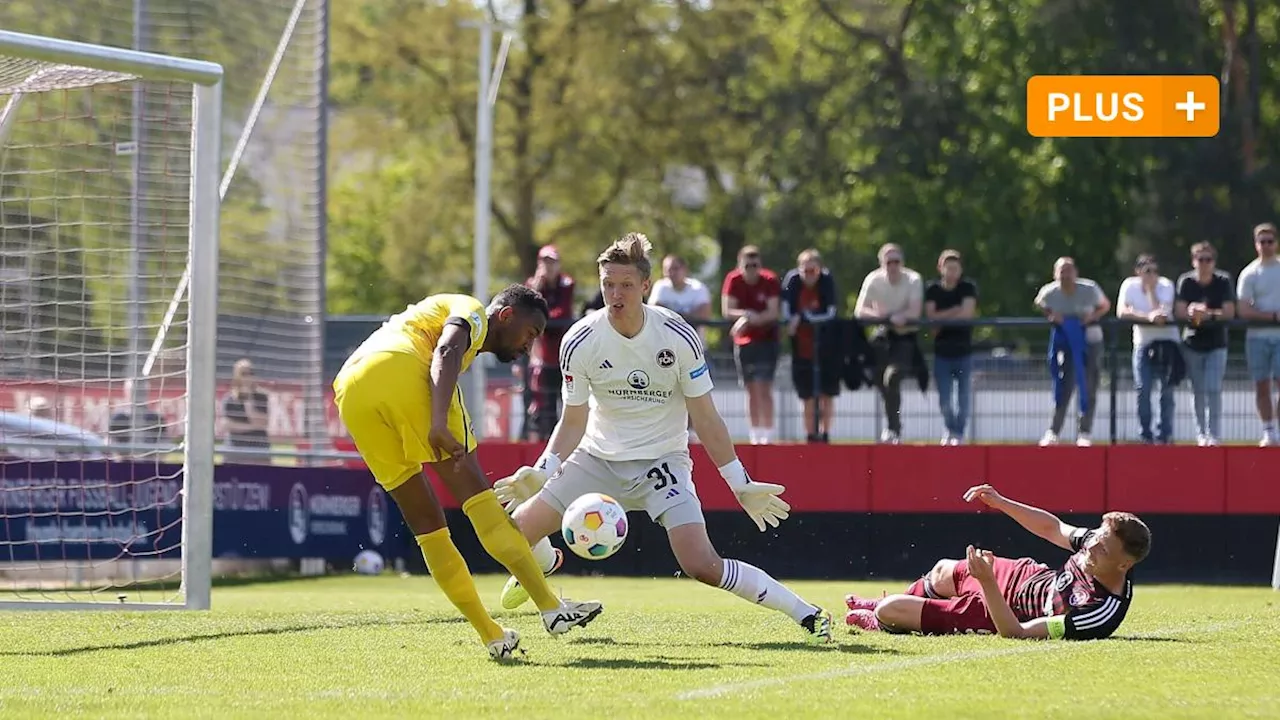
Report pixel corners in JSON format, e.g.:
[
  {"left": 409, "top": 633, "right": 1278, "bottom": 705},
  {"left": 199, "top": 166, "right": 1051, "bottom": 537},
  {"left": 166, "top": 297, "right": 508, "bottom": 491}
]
[
  {"left": 598, "top": 232, "right": 653, "bottom": 278},
  {"left": 878, "top": 243, "right": 903, "bottom": 263},
  {"left": 797, "top": 248, "right": 822, "bottom": 266}
]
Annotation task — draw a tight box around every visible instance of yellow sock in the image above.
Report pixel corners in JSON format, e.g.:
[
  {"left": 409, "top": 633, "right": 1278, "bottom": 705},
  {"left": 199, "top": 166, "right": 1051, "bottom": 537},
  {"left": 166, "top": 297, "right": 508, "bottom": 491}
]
[
  {"left": 416, "top": 529, "right": 504, "bottom": 646},
  {"left": 463, "top": 489, "right": 562, "bottom": 612}
]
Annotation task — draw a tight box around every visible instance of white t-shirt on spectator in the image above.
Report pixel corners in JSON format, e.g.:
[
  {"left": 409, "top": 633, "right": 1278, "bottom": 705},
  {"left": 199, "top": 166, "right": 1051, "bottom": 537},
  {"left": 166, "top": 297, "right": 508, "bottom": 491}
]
[
  {"left": 1118, "top": 275, "right": 1179, "bottom": 346},
  {"left": 648, "top": 277, "right": 711, "bottom": 318}
]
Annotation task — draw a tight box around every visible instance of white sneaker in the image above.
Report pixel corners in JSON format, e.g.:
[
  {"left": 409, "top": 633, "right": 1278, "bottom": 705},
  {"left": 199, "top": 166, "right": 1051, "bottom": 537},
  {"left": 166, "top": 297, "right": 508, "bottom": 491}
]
[
  {"left": 1039, "top": 431, "right": 1059, "bottom": 446},
  {"left": 949, "top": 435, "right": 963, "bottom": 446},
  {"left": 1261, "top": 432, "right": 1279, "bottom": 447},
  {"left": 1206, "top": 435, "right": 1220, "bottom": 447},
  {"left": 1196, "top": 434, "right": 1208, "bottom": 447},
  {"left": 542, "top": 599, "right": 604, "bottom": 635},
  {"left": 880, "top": 429, "right": 901, "bottom": 444},
  {"left": 487, "top": 628, "right": 522, "bottom": 661},
  {"left": 940, "top": 434, "right": 953, "bottom": 446},
  {"left": 1076, "top": 434, "right": 1092, "bottom": 447}
]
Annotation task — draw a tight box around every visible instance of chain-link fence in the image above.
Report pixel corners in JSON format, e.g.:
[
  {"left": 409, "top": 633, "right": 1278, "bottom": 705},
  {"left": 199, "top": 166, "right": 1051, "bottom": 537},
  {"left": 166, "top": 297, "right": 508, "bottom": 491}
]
[{"left": 435, "top": 314, "right": 1279, "bottom": 447}]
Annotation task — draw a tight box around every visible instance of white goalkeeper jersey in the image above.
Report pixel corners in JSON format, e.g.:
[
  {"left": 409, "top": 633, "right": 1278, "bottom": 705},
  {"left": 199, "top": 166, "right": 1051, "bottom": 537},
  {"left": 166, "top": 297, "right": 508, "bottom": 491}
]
[{"left": 559, "top": 305, "right": 714, "bottom": 462}]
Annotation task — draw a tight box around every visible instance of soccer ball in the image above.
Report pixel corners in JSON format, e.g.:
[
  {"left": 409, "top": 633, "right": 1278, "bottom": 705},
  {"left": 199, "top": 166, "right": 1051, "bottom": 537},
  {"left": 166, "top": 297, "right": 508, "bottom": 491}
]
[
  {"left": 561, "top": 493, "right": 629, "bottom": 561},
  {"left": 353, "top": 549, "right": 385, "bottom": 575}
]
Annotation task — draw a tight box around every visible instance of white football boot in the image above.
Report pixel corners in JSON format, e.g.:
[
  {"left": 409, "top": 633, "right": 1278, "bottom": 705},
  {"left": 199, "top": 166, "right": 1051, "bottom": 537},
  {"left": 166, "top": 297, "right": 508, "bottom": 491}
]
[
  {"left": 487, "top": 628, "right": 522, "bottom": 661},
  {"left": 542, "top": 599, "right": 604, "bottom": 635}
]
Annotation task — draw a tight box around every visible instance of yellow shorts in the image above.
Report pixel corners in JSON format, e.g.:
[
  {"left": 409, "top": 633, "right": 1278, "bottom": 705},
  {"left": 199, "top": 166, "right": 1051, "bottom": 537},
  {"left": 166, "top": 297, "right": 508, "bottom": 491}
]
[{"left": 332, "top": 351, "right": 476, "bottom": 491}]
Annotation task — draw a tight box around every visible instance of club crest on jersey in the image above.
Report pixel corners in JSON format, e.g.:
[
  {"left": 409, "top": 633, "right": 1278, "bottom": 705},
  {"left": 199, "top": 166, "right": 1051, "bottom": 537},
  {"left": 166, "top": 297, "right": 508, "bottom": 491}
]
[
  {"left": 1054, "top": 571, "right": 1072, "bottom": 592},
  {"left": 627, "top": 370, "right": 651, "bottom": 390},
  {"left": 564, "top": 374, "right": 575, "bottom": 391},
  {"left": 656, "top": 348, "right": 676, "bottom": 368},
  {"left": 1069, "top": 588, "right": 1090, "bottom": 607}
]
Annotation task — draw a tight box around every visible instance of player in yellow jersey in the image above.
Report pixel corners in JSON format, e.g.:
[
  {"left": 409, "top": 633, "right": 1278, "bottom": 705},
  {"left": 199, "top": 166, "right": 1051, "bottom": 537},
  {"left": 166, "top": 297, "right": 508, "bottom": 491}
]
[{"left": 333, "top": 285, "right": 603, "bottom": 660}]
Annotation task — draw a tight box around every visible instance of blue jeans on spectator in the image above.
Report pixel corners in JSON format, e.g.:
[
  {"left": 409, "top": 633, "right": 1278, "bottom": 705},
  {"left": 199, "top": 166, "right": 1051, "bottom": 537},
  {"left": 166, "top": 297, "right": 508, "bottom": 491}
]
[
  {"left": 1180, "top": 345, "right": 1228, "bottom": 440},
  {"left": 934, "top": 354, "right": 972, "bottom": 439},
  {"left": 1133, "top": 344, "right": 1174, "bottom": 443}
]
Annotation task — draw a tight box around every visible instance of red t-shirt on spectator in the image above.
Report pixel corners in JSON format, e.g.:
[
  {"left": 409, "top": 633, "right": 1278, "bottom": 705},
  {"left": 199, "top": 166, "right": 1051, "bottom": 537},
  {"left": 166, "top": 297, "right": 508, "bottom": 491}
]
[
  {"left": 526, "top": 273, "right": 575, "bottom": 367},
  {"left": 721, "top": 269, "right": 781, "bottom": 346}
]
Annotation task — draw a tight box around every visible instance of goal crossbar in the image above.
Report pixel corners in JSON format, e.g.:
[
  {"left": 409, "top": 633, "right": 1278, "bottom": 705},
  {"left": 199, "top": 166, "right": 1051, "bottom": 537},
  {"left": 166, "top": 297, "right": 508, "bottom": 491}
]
[
  {"left": 0, "top": 30, "right": 223, "bottom": 86},
  {"left": 0, "top": 29, "right": 222, "bottom": 611}
]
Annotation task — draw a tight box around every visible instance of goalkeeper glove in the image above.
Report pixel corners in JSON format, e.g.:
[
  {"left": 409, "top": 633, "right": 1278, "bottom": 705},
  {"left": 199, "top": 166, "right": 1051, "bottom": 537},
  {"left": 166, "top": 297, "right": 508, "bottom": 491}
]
[
  {"left": 493, "top": 451, "right": 561, "bottom": 507},
  {"left": 718, "top": 458, "right": 791, "bottom": 532}
]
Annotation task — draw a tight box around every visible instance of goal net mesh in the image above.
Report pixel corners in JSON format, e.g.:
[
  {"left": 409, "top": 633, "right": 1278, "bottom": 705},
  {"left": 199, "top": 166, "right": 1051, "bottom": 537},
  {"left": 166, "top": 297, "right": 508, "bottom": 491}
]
[
  {"left": 0, "top": 59, "right": 191, "bottom": 602},
  {"left": 0, "top": 0, "right": 326, "bottom": 605}
]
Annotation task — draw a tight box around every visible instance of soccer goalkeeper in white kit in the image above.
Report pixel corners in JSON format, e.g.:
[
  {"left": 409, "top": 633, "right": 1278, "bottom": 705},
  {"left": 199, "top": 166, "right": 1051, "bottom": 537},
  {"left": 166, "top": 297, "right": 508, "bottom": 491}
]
[{"left": 494, "top": 232, "right": 834, "bottom": 644}]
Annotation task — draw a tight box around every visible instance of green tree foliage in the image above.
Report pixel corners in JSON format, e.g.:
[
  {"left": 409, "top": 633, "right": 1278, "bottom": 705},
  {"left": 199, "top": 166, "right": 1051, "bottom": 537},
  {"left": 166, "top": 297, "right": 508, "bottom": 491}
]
[{"left": 0, "top": 0, "right": 325, "bottom": 362}]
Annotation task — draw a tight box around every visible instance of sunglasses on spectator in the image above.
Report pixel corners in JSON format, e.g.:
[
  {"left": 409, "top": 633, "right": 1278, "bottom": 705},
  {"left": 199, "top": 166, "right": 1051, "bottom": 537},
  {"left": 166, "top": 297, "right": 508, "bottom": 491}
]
[
  {"left": 1194, "top": 255, "right": 1215, "bottom": 263},
  {"left": 884, "top": 258, "right": 902, "bottom": 265},
  {"left": 1260, "top": 237, "right": 1277, "bottom": 245},
  {"left": 1140, "top": 266, "right": 1157, "bottom": 274},
  {"left": 743, "top": 262, "right": 760, "bottom": 269}
]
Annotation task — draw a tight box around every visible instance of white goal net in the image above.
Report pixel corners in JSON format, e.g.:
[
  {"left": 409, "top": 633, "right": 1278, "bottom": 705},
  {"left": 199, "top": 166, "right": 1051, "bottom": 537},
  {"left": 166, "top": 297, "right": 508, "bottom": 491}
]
[{"left": 0, "top": 30, "right": 220, "bottom": 609}]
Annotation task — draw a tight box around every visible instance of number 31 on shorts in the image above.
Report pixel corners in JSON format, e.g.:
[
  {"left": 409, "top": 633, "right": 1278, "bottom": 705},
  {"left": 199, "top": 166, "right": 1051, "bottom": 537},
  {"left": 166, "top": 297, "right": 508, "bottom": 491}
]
[{"left": 647, "top": 462, "right": 678, "bottom": 491}]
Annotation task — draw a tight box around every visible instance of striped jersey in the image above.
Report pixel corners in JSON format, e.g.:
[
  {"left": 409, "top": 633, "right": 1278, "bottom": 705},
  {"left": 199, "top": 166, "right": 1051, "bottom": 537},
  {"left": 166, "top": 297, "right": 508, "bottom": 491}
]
[
  {"left": 1013, "top": 528, "right": 1133, "bottom": 640},
  {"left": 558, "top": 305, "right": 713, "bottom": 462}
]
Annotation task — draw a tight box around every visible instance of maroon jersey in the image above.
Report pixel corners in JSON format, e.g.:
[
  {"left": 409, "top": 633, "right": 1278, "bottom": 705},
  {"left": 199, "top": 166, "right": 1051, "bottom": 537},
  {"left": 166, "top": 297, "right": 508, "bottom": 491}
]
[
  {"left": 721, "top": 268, "right": 781, "bottom": 346},
  {"left": 1012, "top": 528, "right": 1133, "bottom": 640},
  {"left": 526, "top": 273, "right": 575, "bottom": 367}
]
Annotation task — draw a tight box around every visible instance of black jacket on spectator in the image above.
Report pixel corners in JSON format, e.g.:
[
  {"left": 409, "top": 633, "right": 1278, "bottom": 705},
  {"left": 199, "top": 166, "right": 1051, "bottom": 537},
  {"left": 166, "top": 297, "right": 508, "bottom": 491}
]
[
  {"left": 781, "top": 268, "right": 843, "bottom": 356},
  {"left": 840, "top": 316, "right": 931, "bottom": 393},
  {"left": 840, "top": 316, "right": 877, "bottom": 391},
  {"left": 1145, "top": 339, "right": 1187, "bottom": 387}
]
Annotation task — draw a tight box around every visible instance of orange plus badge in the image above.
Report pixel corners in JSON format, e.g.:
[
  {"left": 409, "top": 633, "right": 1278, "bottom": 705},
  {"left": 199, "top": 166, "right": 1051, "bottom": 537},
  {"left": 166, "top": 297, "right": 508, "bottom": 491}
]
[{"left": 1026, "top": 75, "right": 1219, "bottom": 138}]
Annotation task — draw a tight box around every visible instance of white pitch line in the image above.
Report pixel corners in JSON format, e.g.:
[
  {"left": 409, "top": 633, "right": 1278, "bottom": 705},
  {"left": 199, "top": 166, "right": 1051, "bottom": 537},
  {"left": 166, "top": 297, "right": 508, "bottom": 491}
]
[{"left": 675, "top": 619, "right": 1251, "bottom": 700}]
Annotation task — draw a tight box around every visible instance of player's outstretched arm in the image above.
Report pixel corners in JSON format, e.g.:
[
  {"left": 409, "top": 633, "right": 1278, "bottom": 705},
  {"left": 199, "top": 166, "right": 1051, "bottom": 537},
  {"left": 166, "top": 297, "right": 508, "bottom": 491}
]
[
  {"left": 688, "top": 394, "right": 790, "bottom": 532},
  {"left": 493, "top": 401, "right": 589, "bottom": 507},
  {"left": 963, "top": 485, "right": 1079, "bottom": 552}
]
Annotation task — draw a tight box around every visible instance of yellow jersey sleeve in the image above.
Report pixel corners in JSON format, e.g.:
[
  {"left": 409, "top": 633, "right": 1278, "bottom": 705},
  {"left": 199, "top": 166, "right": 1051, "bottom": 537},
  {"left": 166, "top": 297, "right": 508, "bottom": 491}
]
[
  {"left": 342, "top": 293, "right": 489, "bottom": 371},
  {"left": 440, "top": 295, "right": 489, "bottom": 369}
]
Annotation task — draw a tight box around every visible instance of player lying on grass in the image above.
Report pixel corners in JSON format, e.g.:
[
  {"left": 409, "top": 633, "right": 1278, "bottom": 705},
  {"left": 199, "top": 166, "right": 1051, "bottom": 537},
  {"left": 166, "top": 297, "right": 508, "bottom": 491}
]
[
  {"left": 332, "top": 286, "right": 602, "bottom": 660},
  {"left": 845, "top": 484, "right": 1151, "bottom": 640},
  {"left": 492, "top": 233, "right": 834, "bottom": 644}
]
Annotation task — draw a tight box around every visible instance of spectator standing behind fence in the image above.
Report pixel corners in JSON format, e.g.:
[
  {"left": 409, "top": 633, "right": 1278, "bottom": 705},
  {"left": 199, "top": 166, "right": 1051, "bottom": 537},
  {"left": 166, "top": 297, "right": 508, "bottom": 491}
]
[
  {"left": 782, "top": 249, "right": 841, "bottom": 443},
  {"left": 1174, "top": 242, "right": 1235, "bottom": 447},
  {"left": 1034, "top": 257, "right": 1111, "bottom": 447},
  {"left": 722, "top": 245, "right": 782, "bottom": 445},
  {"left": 1235, "top": 222, "right": 1280, "bottom": 447},
  {"left": 222, "top": 359, "right": 270, "bottom": 463},
  {"left": 649, "top": 254, "right": 712, "bottom": 334},
  {"left": 855, "top": 243, "right": 924, "bottom": 445},
  {"left": 524, "top": 245, "right": 576, "bottom": 442},
  {"left": 924, "top": 250, "right": 978, "bottom": 446},
  {"left": 1116, "top": 254, "right": 1182, "bottom": 444}
]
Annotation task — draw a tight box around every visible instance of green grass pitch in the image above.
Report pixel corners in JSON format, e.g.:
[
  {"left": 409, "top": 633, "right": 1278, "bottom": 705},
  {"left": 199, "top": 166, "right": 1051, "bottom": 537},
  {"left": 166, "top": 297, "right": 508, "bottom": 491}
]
[{"left": 2, "top": 575, "right": 1278, "bottom": 718}]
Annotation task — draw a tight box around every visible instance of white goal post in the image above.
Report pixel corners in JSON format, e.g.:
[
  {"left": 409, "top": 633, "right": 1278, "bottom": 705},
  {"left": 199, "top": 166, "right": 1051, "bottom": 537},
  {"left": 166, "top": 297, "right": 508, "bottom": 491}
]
[{"left": 0, "top": 30, "right": 221, "bottom": 610}]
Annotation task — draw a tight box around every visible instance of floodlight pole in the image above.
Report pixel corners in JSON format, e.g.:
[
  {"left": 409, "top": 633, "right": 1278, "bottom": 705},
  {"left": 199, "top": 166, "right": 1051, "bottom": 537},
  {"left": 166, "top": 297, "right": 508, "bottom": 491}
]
[{"left": 459, "top": 18, "right": 513, "bottom": 436}]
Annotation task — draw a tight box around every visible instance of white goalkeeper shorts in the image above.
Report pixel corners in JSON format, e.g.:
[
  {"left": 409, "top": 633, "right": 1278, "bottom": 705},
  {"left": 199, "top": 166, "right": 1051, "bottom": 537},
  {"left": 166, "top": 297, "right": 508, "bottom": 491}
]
[{"left": 539, "top": 448, "right": 705, "bottom": 529}]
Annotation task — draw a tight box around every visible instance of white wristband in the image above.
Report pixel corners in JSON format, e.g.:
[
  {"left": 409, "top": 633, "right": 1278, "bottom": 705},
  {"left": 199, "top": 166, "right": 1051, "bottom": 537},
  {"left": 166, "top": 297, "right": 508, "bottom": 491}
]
[
  {"left": 718, "top": 458, "right": 749, "bottom": 490},
  {"left": 534, "top": 450, "right": 562, "bottom": 477}
]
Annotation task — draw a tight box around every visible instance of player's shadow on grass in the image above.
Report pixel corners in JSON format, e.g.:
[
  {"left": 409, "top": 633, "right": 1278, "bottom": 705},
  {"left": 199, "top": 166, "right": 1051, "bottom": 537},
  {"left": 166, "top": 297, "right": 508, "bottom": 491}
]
[
  {"left": 569, "top": 636, "right": 897, "bottom": 655},
  {"left": 0, "top": 616, "right": 453, "bottom": 658},
  {"left": 546, "top": 657, "right": 764, "bottom": 671},
  {"left": 1110, "top": 634, "right": 1197, "bottom": 643}
]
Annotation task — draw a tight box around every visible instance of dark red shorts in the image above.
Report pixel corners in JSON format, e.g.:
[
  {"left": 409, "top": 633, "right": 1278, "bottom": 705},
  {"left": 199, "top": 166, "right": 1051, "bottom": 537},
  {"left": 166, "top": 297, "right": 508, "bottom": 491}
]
[{"left": 917, "top": 556, "right": 1049, "bottom": 636}]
